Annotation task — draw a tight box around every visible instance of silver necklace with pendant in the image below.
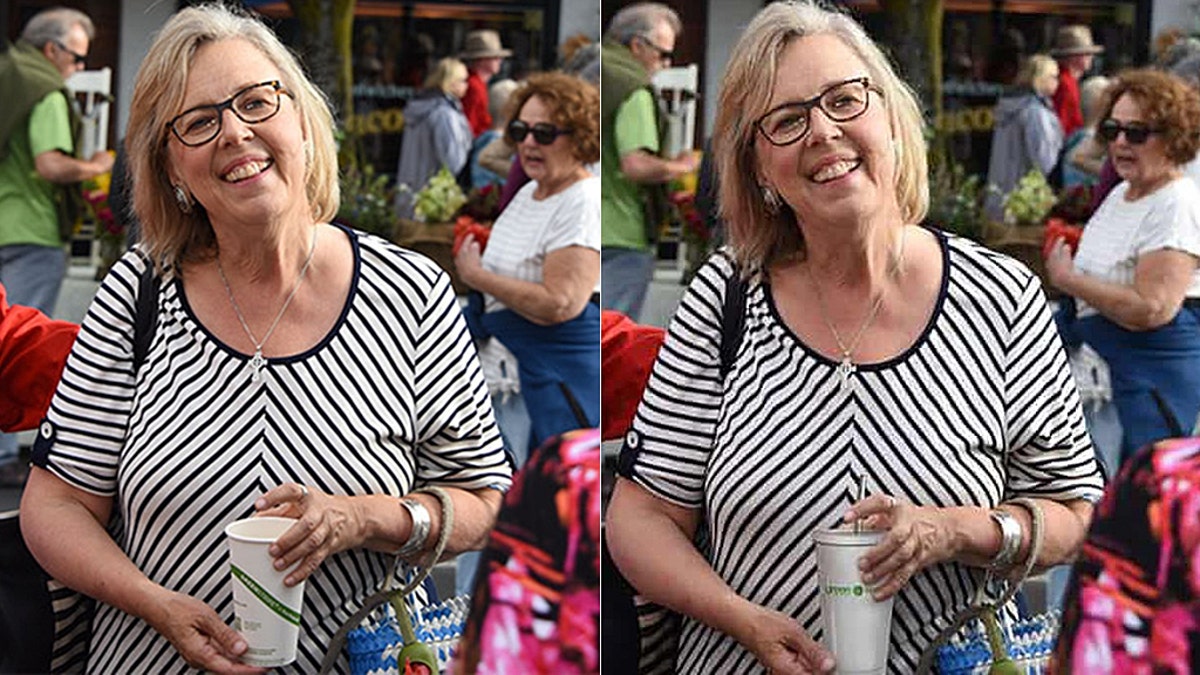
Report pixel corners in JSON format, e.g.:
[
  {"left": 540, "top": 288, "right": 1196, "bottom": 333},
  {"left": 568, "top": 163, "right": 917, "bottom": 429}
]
[
  {"left": 217, "top": 226, "right": 318, "bottom": 383},
  {"left": 807, "top": 227, "right": 907, "bottom": 390}
]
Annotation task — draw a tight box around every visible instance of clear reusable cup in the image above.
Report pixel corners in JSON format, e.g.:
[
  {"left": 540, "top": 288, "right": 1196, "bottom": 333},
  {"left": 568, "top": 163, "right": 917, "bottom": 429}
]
[
  {"left": 813, "top": 527, "right": 894, "bottom": 674},
  {"left": 225, "top": 516, "right": 306, "bottom": 667}
]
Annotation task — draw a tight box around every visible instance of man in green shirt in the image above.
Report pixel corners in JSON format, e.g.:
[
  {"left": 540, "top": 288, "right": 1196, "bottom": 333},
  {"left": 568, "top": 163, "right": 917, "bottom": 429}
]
[
  {"left": 0, "top": 7, "right": 113, "bottom": 486},
  {"left": 601, "top": 3, "right": 698, "bottom": 321}
]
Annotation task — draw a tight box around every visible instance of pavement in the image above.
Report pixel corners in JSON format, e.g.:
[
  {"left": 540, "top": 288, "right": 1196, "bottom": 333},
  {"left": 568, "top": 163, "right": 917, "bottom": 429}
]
[{"left": 1, "top": 262, "right": 101, "bottom": 512}]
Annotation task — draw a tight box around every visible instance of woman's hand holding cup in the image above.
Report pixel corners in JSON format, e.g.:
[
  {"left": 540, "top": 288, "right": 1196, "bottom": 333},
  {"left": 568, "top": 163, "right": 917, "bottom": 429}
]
[
  {"left": 843, "top": 494, "right": 960, "bottom": 600},
  {"left": 253, "top": 483, "right": 367, "bottom": 587}
]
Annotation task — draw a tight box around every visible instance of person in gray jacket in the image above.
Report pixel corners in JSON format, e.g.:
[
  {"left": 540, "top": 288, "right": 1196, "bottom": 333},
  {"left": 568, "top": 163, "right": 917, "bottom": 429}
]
[
  {"left": 395, "top": 57, "right": 472, "bottom": 219},
  {"left": 984, "top": 54, "right": 1064, "bottom": 223}
]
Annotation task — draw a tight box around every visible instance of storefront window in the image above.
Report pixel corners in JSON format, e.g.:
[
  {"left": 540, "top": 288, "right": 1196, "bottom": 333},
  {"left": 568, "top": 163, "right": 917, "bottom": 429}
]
[{"left": 245, "top": 0, "right": 560, "bottom": 178}]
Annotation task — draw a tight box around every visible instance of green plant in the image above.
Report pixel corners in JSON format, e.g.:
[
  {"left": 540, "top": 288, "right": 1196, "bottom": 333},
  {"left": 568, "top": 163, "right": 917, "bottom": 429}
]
[
  {"left": 926, "top": 154, "right": 985, "bottom": 241},
  {"left": 1003, "top": 170, "right": 1057, "bottom": 227},
  {"left": 411, "top": 167, "right": 466, "bottom": 223},
  {"left": 337, "top": 162, "right": 396, "bottom": 239}
]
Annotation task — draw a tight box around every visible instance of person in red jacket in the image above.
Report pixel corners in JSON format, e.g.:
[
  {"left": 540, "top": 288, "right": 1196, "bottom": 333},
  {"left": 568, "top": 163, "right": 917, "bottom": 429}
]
[
  {"left": 0, "top": 281, "right": 76, "bottom": 485},
  {"left": 1051, "top": 25, "right": 1105, "bottom": 137},
  {"left": 459, "top": 30, "right": 511, "bottom": 138}
]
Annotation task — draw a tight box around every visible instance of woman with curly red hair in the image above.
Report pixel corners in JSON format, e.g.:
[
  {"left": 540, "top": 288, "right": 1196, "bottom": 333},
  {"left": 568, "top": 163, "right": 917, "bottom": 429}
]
[
  {"left": 453, "top": 72, "right": 600, "bottom": 457},
  {"left": 1047, "top": 68, "right": 1200, "bottom": 458}
]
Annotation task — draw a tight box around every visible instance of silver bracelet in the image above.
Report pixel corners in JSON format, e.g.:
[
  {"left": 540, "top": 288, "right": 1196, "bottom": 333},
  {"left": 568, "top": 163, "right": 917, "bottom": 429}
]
[
  {"left": 987, "top": 509, "right": 1023, "bottom": 570},
  {"left": 395, "top": 497, "right": 432, "bottom": 557}
]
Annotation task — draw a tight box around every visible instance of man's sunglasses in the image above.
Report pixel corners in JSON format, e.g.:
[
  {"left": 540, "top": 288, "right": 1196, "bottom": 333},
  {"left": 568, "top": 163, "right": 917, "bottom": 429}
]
[
  {"left": 636, "top": 35, "right": 674, "bottom": 61},
  {"left": 1097, "top": 119, "right": 1161, "bottom": 145},
  {"left": 506, "top": 120, "right": 572, "bottom": 145},
  {"left": 53, "top": 40, "right": 86, "bottom": 66}
]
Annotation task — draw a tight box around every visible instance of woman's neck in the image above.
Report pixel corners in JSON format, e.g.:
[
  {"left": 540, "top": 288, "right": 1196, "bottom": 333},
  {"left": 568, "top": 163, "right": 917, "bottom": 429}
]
[
  {"left": 533, "top": 165, "right": 590, "bottom": 200},
  {"left": 1126, "top": 169, "right": 1181, "bottom": 201}
]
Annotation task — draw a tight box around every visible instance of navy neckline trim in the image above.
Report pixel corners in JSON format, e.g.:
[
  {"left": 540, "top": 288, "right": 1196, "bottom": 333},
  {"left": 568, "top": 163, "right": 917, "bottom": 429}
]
[{"left": 174, "top": 223, "right": 361, "bottom": 365}]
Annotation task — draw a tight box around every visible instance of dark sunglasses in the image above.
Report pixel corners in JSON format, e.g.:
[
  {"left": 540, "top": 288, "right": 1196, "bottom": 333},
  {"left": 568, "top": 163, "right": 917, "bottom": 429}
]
[
  {"left": 53, "top": 40, "right": 86, "bottom": 66},
  {"left": 1097, "top": 119, "right": 1161, "bottom": 145},
  {"left": 636, "top": 35, "right": 674, "bottom": 61},
  {"left": 506, "top": 120, "right": 572, "bottom": 145}
]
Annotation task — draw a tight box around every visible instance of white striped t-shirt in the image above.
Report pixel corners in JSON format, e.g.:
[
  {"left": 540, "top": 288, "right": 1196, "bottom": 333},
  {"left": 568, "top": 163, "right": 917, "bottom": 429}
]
[
  {"left": 480, "top": 176, "right": 600, "bottom": 313},
  {"left": 33, "top": 227, "right": 511, "bottom": 673},
  {"left": 1073, "top": 177, "right": 1200, "bottom": 317},
  {"left": 619, "top": 231, "right": 1104, "bottom": 673}
]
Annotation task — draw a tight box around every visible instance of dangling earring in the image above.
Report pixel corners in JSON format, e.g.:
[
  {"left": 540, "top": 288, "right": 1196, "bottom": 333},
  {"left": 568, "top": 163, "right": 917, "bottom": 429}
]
[
  {"left": 302, "top": 139, "right": 313, "bottom": 167},
  {"left": 173, "top": 184, "right": 193, "bottom": 214},
  {"left": 762, "top": 185, "right": 782, "bottom": 214}
]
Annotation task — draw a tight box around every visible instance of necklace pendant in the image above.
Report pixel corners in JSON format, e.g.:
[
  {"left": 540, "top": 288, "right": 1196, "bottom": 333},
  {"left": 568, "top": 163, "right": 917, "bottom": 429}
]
[
  {"left": 837, "top": 357, "right": 856, "bottom": 388},
  {"left": 249, "top": 349, "right": 265, "bottom": 382}
]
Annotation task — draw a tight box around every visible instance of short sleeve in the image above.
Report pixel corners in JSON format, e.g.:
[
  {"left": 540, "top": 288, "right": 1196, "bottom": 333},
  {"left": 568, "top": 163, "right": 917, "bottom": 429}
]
[
  {"left": 31, "top": 252, "right": 149, "bottom": 494},
  {"left": 412, "top": 266, "right": 513, "bottom": 492},
  {"left": 614, "top": 89, "right": 660, "bottom": 158},
  {"left": 543, "top": 178, "right": 600, "bottom": 253},
  {"left": 616, "top": 253, "right": 732, "bottom": 508},
  {"left": 1135, "top": 184, "right": 1200, "bottom": 258},
  {"left": 1002, "top": 276, "right": 1105, "bottom": 503},
  {"left": 28, "top": 91, "right": 74, "bottom": 157}
]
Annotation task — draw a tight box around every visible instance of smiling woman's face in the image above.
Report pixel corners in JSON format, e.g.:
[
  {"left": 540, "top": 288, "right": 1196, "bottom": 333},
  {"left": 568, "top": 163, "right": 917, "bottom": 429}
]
[
  {"left": 754, "top": 34, "right": 897, "bottom": 230},
  {"left": 167, "top": 38, "right": 308, "bottom": 231}
]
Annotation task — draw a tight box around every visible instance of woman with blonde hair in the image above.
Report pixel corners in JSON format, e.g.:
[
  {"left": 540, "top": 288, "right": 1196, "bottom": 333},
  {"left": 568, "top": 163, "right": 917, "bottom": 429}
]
[
  {"left": 395, "top": 57, "right": 472, "bottom": 218},
  {"left": 984, "top": 53, "right": 1064, "bottom": 221},
  {"left": 20, "top": 5, "right": 510, "bottom": 672},
  {"left": 606, "top": 2, "right": 1102, "bottom": 671}
]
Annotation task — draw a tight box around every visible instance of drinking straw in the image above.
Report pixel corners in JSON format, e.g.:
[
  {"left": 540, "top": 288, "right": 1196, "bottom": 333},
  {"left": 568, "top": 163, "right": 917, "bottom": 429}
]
[{"left": 855, "top": 474, "right": 866, "bottom": 534}]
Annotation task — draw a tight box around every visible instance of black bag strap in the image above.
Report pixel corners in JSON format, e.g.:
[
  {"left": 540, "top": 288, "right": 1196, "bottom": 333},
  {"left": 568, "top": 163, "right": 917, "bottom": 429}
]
[
  {"left": 719, "top": 256, "right": 747, "bottom": 379},
  {"left": 132, "top": 251, "right": 159, "bottom": 373}
]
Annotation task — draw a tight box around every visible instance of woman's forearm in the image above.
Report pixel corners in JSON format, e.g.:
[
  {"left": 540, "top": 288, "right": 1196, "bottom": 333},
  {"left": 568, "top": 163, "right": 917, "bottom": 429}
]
[
  {"left": 1057, "top": 270, "right": 1178, "bottom": 331},
  {"left": 20, "top": 468, "right": 169, "bottom": 621},
  {"left": 607, "top": 480, "right": 758, "bottom": 643},
  {"left": 948, "top": 499, "right": 1091, "bottom": 572},
  {"left": 465, "top": 267, "right": 591, "bottom": 326},
  {"left": 357, "top": 486, "right": 503, "bottom": 559}
]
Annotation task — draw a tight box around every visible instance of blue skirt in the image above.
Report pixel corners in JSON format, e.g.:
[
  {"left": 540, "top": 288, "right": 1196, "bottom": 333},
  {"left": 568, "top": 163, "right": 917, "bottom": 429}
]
[
  {"left": 480, "top": 303, "right": 600, "bottom": 452},
  {"left": 1074, "top": 302, "right": 1200, "bottom": 457}
]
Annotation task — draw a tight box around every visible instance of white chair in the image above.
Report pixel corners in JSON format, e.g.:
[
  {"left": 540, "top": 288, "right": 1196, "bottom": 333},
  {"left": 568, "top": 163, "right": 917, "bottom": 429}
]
[
  {"left": 651, "top": 64, "right": 698, "bottom": 159},
  {"left": 63, "top": 68, "right": 112, "bottom": 268},
  {"left": 64, "top": 67, "right": 111, "bottom": 159},
  {"left": 650, "top": 64, "right": 699, "bottom": 270}
]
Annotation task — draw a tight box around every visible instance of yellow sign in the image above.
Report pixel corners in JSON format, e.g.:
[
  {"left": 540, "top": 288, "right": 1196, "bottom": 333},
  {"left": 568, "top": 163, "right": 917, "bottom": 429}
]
[
  {"left": 345, "top": 107, "right": 405, "bottom": 135},
  {"left": 936, "top": 106, "right": 994, "bottom": 134}
]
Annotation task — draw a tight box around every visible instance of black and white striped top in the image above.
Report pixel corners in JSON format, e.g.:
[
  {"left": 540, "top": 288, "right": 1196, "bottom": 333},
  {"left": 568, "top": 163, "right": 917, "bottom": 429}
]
[
  {"left": 32, "top": 227, "right": 511, "bottom": 673},
  {"left": 618, "top": 231, "right": 1104, "bottom": 673}
]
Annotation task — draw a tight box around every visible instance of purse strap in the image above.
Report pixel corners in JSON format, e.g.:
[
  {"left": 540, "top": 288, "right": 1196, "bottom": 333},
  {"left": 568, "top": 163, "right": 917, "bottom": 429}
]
[
  {"left": 317, "top": 486, "right": 456, "bottom": 675},
  {"left": 915, "top": 497, "right": 1045, "bottom": 674}
]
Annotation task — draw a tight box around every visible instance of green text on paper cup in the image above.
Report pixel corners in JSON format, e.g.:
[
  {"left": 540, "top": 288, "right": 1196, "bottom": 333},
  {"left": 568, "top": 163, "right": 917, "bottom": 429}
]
[
  {"left": 824, "top": 583, "right": 866, "bottom": 597},
  {"left": 231, "top": 564, "right": 301, "bottom": 626}
]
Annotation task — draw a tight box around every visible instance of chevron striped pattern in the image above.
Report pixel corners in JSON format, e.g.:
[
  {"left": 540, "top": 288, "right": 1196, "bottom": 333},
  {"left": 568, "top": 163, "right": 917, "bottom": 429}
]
[
  {"left": 35, "top": 229, "right": 510, "bottom": 673},
  {"left": 619, "top": 230, "right": 1104, "bottom": 673}
]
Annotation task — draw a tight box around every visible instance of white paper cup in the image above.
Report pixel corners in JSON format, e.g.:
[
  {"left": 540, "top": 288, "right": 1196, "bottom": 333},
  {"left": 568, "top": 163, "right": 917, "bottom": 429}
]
[
  {"left": 225, "top": 516, "right": 306, "bottom": 667},
  {"left": 813, "top": 527, "right": 894, "bottom": 674}
]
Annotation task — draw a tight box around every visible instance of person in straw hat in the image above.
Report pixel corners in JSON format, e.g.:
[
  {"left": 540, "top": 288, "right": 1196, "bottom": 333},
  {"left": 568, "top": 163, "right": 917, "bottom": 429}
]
[
  {"left": 460, "top": 29, "right": 512, "bottom": 137},
  {"left": 1052, "top": 24, "right": 1105, "bottom": 136}
]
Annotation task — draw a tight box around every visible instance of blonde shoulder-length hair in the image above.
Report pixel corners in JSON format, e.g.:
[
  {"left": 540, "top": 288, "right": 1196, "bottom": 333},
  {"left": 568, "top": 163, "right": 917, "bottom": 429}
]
[
  {"left": 126, "top": 3, "right": 339, "bottom": 270},
  {"left": 713, "top": 0, "right": 928, "bottom": 273},
  {"left": 424, "top": 58, "right": 468, "bottom": 95}
]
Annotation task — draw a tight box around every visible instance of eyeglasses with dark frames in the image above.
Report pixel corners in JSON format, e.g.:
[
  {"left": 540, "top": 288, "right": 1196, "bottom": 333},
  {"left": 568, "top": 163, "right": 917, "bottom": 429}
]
[
  {"left": 52, "top": 40, "right": 86, "bottom": 66},
  {"left": 1097, "top": 118, "right": 1161, "bottom": 145},
  {"left": 506, "top": 120, "right": 572, "bottom": 145},
  {"left": 636, "top": 34, "right": 675, "bottom": 61},
  {"left": 167, "top": 80, "right": 293, "bottom": 147},
  {"left": 755, "top": 77, "right": 877, "bottom": 147}
]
